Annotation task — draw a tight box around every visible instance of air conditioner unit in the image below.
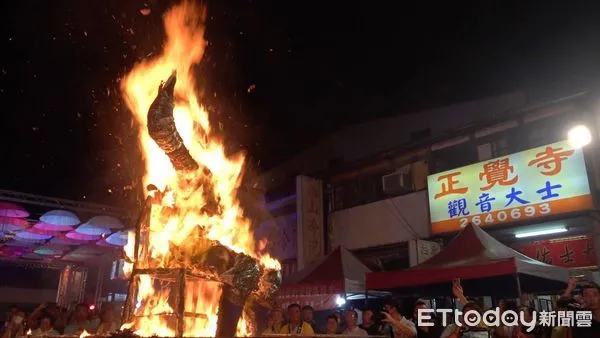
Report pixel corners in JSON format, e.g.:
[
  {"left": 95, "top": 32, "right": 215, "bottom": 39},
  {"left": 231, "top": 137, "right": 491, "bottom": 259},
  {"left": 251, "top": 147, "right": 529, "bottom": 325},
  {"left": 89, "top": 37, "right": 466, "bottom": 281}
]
[{"left": 382, "top": 171, "right": 411, "bottom": 195}]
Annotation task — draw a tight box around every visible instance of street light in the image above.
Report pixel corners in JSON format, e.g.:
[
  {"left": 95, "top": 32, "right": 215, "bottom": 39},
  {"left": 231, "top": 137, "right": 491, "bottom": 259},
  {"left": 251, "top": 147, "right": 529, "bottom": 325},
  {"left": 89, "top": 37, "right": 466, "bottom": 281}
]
[{"left": 568, "top": 125, "right": 592, "bottom": 148}]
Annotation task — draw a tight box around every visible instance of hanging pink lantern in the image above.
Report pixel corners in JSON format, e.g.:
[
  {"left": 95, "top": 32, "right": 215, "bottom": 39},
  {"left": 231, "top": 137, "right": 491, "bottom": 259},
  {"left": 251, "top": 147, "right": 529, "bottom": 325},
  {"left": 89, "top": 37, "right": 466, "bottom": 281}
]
[
  {"left": 65, "top": 231, "right": 100, "bottom": 241},
  {"left": 34, "top": 222, "right": 73, "bottom": 232},
  {"left": 0, "top": 202, "right": 29, "bottom": 218},
  {"left": 85, "top": 215, "right": 124, "bottom": 229},
  {"left": 40, "top": 210, "right": 80, "bottom": 226},
  {"left": 0, "top": 217, "right": 29, "bottom": 232}
]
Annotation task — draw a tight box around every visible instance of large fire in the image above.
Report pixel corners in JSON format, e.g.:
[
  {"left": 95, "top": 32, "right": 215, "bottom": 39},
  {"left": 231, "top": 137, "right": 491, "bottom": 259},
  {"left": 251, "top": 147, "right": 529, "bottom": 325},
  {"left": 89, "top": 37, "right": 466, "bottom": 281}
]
[{"left": 120, "top": 1, "right": 279, "bottom": 336}]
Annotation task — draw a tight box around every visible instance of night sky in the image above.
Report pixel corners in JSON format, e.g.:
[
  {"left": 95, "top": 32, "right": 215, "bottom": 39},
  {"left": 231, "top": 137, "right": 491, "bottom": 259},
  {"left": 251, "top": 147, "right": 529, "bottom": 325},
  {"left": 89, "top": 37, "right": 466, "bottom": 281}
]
[{"left": 3, "top": 1, "right": 600, "bottom": 208}]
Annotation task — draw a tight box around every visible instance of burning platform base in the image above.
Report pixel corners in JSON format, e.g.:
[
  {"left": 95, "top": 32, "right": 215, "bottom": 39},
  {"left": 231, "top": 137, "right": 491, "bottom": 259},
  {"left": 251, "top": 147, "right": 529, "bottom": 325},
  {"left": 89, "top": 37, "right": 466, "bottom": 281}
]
[{"left": 121, "top": 197, "right": 279, "bottom": 337}]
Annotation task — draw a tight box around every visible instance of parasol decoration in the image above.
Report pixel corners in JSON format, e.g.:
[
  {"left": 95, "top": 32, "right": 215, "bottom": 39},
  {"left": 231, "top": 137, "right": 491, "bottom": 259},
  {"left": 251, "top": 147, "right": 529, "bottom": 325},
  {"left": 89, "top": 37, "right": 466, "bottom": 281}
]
[
  {"left": 75, "top": 223, "right": 110, "bottom": 236},
  {"left": 0, "top": 217, "right": 30, "bottom": 233},
  {"left": 50, "top": 237, "right": 84, "bottom": 246},
  {"left": 4, "top": 239, "right": 39, "bottom": 247},
  {"left": 16, "top": 230, "right": 52, "bottom": 241},
  {"left": 65, "top": 231, "right": 101, "bottom": 241},
  {"left": 34, "top": 222, "right": 74, "bottom": 232},
  {"left": 96, "top": 239, "right": 120, "bottom": 248},
  {"left": 34, "top": 245, "right": 68, "bottom": 256},
  {"left": 0, "top": 202, "right": 29, "bottom": 218},
  {"left": 105, "top": 231, "right": 128, "bottom": 246},
  {"left": 26, "top": 227, "right": 61, "bottom": 237},
  {"left": 86, "top": 215, "right": 124, "bottom": 229},
  {"left": 20, "top": 252, "right": 46, "bottom": 260},
  {"left": 40, "top": 210, "right": 80, "bottom": 226}
]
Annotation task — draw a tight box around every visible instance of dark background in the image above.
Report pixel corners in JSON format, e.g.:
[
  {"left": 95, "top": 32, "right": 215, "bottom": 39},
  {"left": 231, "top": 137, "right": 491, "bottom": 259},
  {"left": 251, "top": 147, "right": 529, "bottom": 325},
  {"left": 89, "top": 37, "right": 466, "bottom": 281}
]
[{"left": 2, "top": 0, "right": 600, "bottom": 207}]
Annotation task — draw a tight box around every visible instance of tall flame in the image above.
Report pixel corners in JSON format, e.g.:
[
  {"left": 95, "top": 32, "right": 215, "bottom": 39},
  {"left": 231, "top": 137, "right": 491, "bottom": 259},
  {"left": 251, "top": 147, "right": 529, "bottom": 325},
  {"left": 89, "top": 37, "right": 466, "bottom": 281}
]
[{"left": 120, "top": 1, "right": 278, "bottom": 336}]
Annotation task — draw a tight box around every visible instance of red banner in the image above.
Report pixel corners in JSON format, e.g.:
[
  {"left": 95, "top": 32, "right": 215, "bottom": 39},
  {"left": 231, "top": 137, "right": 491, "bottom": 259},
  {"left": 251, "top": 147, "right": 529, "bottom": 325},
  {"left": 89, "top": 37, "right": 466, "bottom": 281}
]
[
  {"left": 277, "top": 280, "right": 343, "bottom": 310},
  {"left": 278, "top": 280, "right": 344, "bottom": 297},
  {"left": 278, "top": 293, "right": 338, "bottom": 311},
  {"left": 513, "top": 235, "right": 596, "bottom": 268}
]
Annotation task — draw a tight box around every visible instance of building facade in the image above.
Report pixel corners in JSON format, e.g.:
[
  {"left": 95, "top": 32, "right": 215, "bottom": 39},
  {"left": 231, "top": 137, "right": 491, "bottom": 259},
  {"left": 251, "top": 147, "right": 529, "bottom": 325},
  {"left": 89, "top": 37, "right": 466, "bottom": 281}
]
[{"left": 256, "top": 88, "right": 600, "bottom": 278}]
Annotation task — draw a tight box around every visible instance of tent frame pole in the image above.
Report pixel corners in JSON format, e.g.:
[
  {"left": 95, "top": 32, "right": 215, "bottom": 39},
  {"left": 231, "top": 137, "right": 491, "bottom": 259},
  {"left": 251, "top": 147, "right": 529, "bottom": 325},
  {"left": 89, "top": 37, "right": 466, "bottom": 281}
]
[{"left": 515, "top": 274, "right": 522, "bottom": 302}]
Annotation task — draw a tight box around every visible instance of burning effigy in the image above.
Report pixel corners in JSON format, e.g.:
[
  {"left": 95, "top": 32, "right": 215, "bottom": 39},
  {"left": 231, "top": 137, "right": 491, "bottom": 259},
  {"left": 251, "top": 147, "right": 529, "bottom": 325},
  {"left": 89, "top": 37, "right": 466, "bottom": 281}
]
[{"left": 118, "top": 1, "right": 281, "bottom": 337}]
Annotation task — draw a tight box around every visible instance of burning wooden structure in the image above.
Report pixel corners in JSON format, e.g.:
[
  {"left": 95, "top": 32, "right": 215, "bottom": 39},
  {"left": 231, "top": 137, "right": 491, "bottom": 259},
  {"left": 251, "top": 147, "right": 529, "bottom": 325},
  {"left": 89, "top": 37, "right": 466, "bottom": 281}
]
[
  {"left": 118, "top": 2, "right": 281, "bottom": 336},
  {"left": 121, "top": 72, "right": 280, "bottom": 337}
]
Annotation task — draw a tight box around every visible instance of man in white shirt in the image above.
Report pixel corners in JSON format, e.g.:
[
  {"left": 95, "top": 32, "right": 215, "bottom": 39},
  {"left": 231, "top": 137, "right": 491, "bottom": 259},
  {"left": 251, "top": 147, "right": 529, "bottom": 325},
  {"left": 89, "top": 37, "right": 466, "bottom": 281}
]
[{"left": 343, "top": 309, "right": 368, "bottom": 336}]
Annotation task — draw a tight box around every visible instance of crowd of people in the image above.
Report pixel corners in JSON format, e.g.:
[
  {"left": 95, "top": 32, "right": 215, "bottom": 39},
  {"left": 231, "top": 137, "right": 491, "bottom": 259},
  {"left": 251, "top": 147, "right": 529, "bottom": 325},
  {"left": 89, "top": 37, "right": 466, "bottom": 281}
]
[
  {"left": 2, "top": 278, "right": 599, "bottom": 337},
  {"left": 1, "top": 303, "right": 119, "bottom": 338},
  {"left": 263, "top": 279, "right": 600, "bottom": 337}
]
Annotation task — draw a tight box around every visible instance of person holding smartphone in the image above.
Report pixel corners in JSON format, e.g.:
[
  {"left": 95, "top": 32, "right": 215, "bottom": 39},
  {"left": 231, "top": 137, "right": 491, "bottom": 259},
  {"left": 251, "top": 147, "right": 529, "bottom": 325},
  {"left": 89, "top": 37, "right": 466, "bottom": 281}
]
[{"left": 381, "top": 299, "right": 417, "bottom": 338}]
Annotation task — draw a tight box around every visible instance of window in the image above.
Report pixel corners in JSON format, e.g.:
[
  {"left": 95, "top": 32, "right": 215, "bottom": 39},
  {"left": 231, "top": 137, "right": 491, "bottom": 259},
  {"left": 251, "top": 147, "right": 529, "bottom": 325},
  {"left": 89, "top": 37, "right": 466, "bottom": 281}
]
[
  {"left": 333, "top": 175, "right": 381, "bottom": 210},
  {"left": 331, "top": 160, "right": 426, "bottom": 212}
]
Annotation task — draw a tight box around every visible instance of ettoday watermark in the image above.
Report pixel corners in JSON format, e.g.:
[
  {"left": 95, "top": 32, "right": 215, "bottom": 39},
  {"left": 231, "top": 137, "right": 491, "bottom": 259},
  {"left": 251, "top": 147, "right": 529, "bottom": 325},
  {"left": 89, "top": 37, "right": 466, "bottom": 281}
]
[{"left": 417, "top": 308, "right": 594, "bottom": 332}]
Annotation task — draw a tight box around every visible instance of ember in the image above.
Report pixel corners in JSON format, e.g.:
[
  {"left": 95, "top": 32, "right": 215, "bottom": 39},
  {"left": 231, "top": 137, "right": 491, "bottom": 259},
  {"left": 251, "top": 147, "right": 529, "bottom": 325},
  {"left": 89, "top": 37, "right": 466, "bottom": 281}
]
[{"left": 119, "top": 1, "right": 280, "bottom": 337}]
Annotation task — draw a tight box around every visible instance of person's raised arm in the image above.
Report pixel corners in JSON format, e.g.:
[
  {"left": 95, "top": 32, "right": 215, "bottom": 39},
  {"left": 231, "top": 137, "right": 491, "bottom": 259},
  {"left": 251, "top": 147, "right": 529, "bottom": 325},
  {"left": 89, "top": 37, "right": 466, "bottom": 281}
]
[
  {"left": 28, "top": 303, "right": 47, "bottom": 323},
  {"left": 452, "top": 278, "right": 469, "bottom": 306},
  {"left": 381, "top": 312, "right": 416, "bottom": 337},
  {"left": 562, "top": 277, "right": 576, "bottom": 298}
]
